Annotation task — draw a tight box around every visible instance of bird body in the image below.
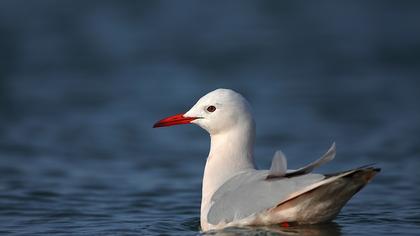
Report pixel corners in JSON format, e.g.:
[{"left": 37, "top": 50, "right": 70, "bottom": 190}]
[{"left": 153, "top": 88, "right": 379, "bottom": 231}]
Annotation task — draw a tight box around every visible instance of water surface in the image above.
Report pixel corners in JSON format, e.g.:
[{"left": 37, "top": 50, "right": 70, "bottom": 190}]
[{"left": 0, "top": 1, "right": 419, "bottom": 235}]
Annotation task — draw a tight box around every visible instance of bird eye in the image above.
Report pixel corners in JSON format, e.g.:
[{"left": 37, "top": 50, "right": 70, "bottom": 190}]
[{"left": 207, "top": 105, "right": 216, "bottom": 112}]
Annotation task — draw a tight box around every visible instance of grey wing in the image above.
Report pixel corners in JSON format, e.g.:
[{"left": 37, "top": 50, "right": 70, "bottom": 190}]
[
  {"left": 207, "top": 170, "right": 325, "bottom": 225},
  {"left": 267, "top": 150, "right": 287, "bottom": 178},
  {"left": 284, "top": 142, "right": 336, "bottom": 178}
]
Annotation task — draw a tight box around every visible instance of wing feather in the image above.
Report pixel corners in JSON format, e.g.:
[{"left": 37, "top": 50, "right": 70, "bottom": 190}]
[{"left": 284, "top": 142, "right": 336, "bottom": 178}]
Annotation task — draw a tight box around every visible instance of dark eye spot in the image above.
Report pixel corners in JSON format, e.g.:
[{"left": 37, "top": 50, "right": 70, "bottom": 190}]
[{"left": 207, "top": 105, "right": 216, "bottom": 112}]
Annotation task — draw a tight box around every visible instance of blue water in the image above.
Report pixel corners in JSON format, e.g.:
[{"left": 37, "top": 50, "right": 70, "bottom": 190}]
[{"left": 1, "top": 1, "right": 420, "bottom": 235}]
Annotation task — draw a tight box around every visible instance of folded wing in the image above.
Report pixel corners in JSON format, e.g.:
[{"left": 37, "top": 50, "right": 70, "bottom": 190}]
[
  {"left": 207, "top": 143, "right": 338, "bottom": 225},
  {"left": 207, "top": 170, "right": 325, "bottom": 225}
]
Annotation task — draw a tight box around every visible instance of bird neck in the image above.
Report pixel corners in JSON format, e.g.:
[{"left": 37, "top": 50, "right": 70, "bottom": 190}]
[{"left": 201, "top": 123, "right": 256, "bottom": 224}]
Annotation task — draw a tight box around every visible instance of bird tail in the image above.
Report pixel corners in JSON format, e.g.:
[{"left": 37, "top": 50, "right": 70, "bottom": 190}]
[{"left": 269, "top": 166, "right": 380, "bottom": 224}]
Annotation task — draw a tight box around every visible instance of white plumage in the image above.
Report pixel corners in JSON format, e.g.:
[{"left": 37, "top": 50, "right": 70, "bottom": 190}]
[{"left": 154, "top": 88, "right": 380, "bottom": 231}]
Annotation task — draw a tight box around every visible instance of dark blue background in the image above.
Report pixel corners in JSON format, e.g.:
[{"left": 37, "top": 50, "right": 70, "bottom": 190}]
[{"left": 0, "top": 1, "right": 419, "bottom": 235}]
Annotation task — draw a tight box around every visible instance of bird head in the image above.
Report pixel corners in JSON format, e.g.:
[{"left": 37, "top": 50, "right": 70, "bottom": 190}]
[{"left": 153, "top": 88, "right": 254, "bottom": 135}]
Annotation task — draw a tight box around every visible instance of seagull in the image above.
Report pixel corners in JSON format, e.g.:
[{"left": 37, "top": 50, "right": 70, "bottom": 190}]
[{"left": 153, "top": 88, "right": 380, "bottom": 231}]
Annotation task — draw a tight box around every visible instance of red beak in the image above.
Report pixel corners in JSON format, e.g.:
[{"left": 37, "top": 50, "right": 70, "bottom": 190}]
[{"left": 153, "top": 113, "right": 199, "bottom": 128}]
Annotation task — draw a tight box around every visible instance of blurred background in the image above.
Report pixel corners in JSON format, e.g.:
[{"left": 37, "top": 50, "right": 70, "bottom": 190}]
[{"left": 0, "top": 1, "right": 419, "bottom": 235}]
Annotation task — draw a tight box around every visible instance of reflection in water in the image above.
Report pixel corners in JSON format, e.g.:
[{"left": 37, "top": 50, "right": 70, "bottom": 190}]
[{"left": 204, "top": 222, "right": 341, "bottom": 236}]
